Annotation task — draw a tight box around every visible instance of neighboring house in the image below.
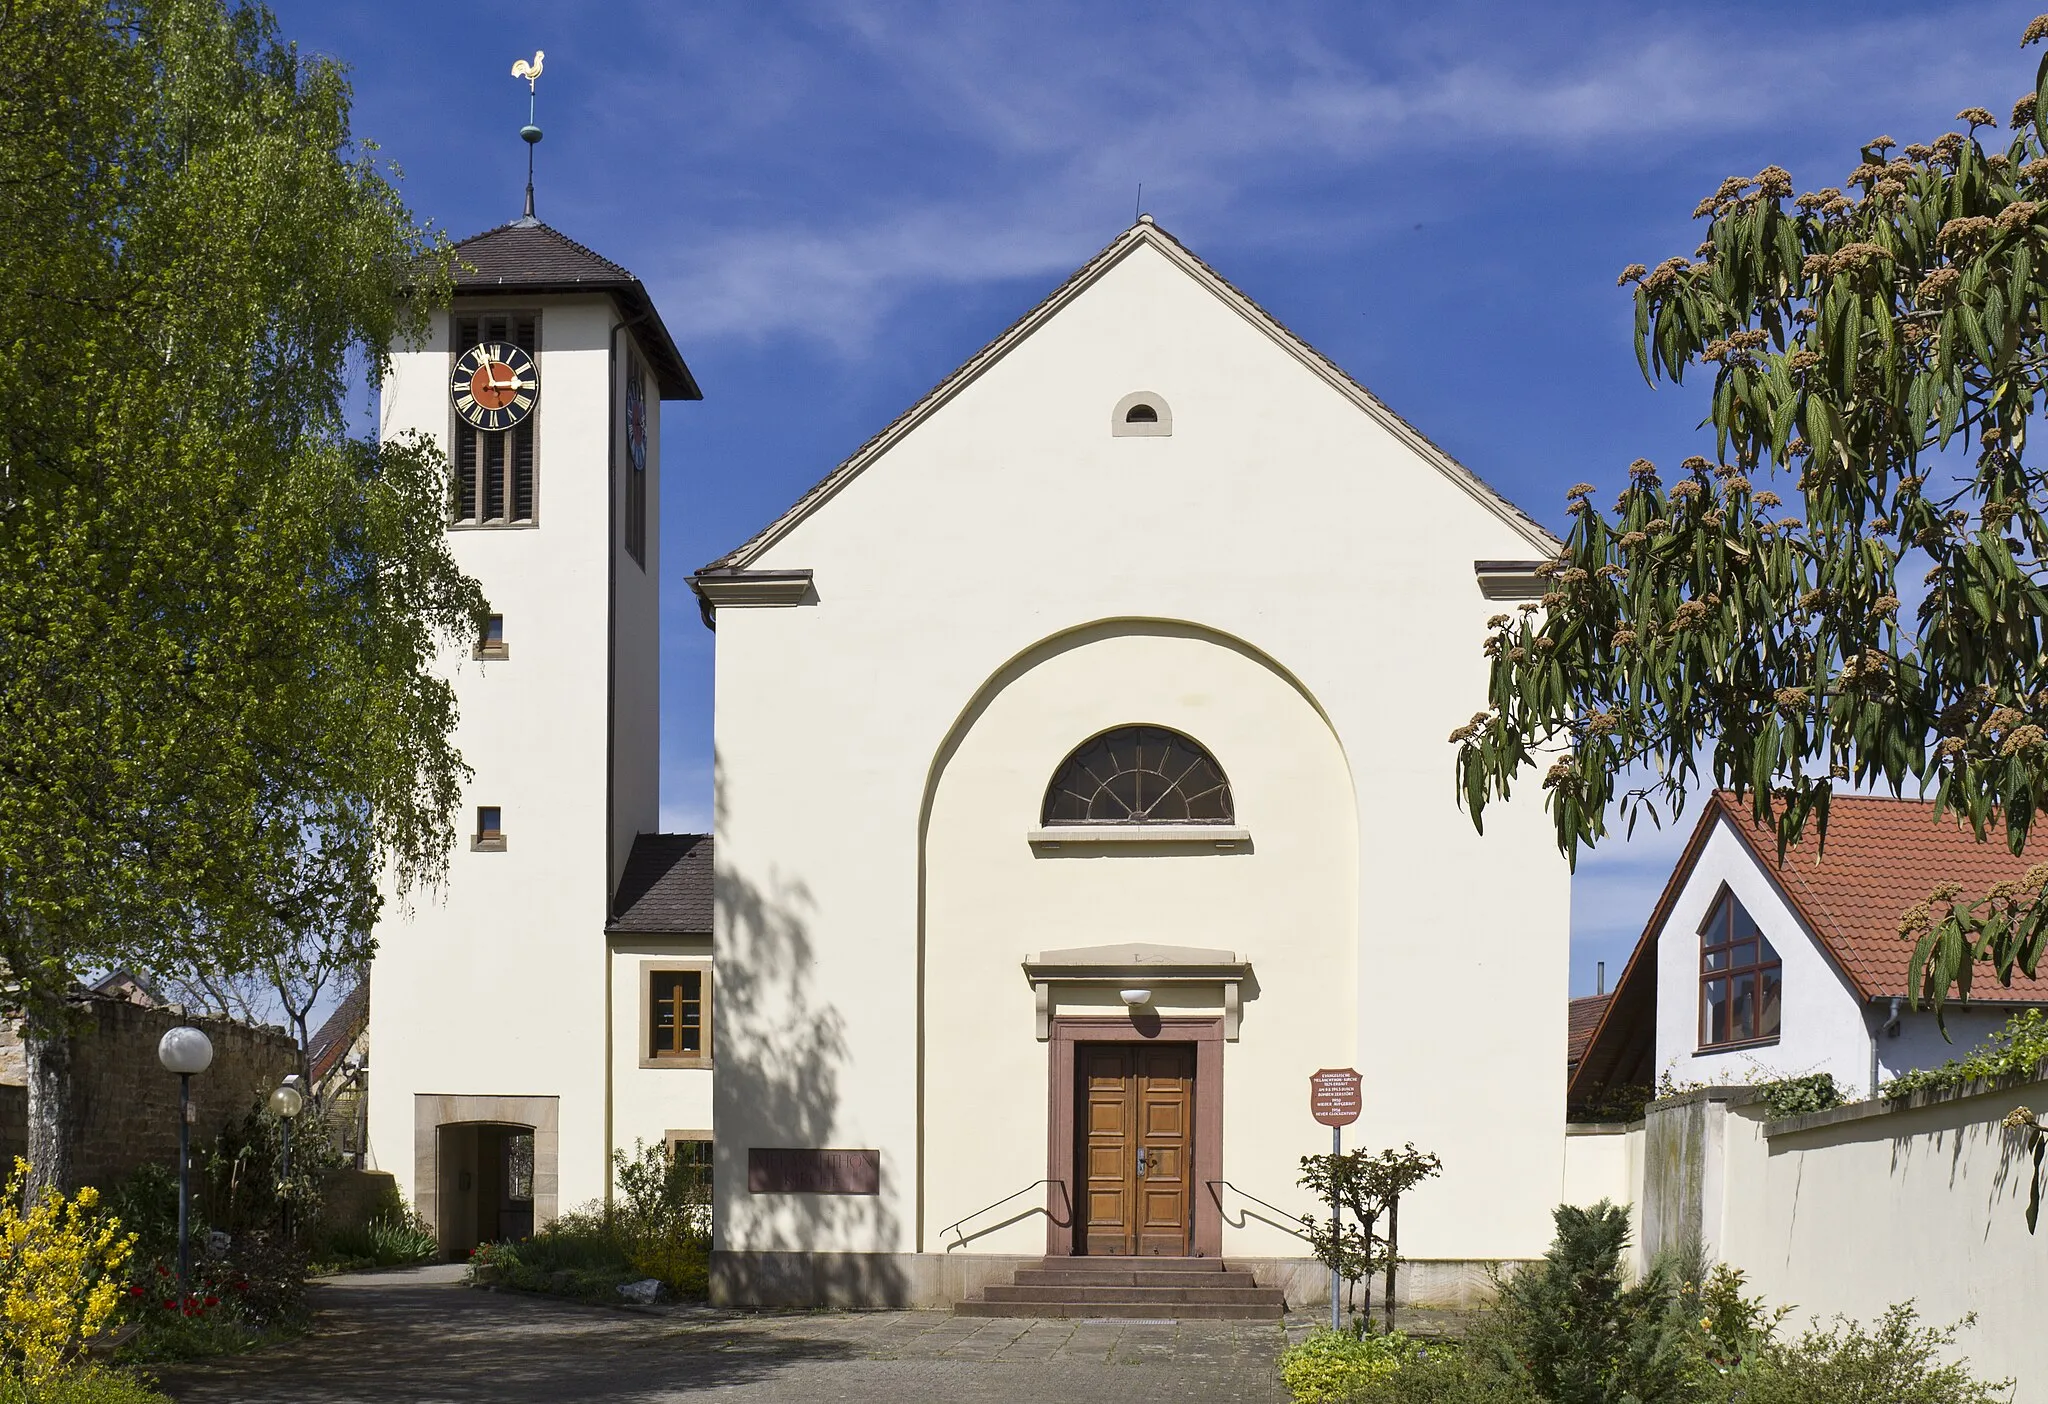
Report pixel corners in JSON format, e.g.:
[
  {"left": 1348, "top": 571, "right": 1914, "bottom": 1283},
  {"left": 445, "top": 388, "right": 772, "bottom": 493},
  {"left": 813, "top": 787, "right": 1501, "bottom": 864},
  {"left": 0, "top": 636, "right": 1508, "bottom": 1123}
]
[
  {"left": 1566, "top": 993, "right": 1611, "bottom": 1087},
  {"left": 365, "top": 212, "right": 709, "bottom": 1257},
  {"left": 1572, "top": 791, "right": 2048, "bottom": 1109},
  {"left": 695, "top": 216, "right": 1571, "bottom": 1306}
]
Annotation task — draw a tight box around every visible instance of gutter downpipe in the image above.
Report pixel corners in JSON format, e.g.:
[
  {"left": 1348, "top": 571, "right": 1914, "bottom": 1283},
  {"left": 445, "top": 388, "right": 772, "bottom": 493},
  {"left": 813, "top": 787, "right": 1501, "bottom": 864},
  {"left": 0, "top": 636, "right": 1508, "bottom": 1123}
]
[{"left": 1870, "top": 997, "right": 1905, "bottom": 1097}]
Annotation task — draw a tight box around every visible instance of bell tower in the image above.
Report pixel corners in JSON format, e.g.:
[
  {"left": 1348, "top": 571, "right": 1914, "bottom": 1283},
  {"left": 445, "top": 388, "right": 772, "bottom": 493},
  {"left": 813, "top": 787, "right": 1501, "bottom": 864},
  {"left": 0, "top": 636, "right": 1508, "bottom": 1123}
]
[{"left": 365, "top": 117, "right": 702, "bottom": 1243}]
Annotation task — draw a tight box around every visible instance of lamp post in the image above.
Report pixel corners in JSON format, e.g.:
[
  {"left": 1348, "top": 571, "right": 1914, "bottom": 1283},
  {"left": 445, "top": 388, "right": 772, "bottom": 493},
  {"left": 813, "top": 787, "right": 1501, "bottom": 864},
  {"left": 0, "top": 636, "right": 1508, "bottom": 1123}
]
[
  {"left": 157, "top": 1027, "right": 214, "bottom": 1286},
  {"left": 268, "top": 1076, "right": 304, "bottom": 1241}
]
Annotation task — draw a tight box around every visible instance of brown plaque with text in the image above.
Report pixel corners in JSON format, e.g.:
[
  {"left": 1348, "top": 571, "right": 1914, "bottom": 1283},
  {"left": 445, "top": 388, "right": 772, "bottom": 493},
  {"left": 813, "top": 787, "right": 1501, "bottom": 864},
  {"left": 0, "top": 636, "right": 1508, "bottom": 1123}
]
[
  {"left": 747, "top": 1147, "right": 881, "bottom": 1194},
  {"left": 1310, "top": 1068, "right": 1363, "bottom": 1127}
]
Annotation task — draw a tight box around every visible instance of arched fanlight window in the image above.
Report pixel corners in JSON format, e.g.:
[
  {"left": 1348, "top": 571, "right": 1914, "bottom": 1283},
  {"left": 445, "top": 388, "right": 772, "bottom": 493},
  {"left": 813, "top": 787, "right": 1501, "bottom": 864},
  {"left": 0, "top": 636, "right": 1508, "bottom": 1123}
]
[
  {"left": 1041, "top": 726, "right": 1233, "bottom": 825},
  {"left": 1124, "top": 403, "right": 1159, "bottom": 423}
]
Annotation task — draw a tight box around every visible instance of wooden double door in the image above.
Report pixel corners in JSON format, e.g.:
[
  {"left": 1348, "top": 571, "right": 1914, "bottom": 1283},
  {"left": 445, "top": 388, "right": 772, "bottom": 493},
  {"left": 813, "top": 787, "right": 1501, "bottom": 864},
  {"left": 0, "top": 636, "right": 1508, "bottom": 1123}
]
[{"left": 1077, "top": 1044, "right": 1195, "bottom": 1256}]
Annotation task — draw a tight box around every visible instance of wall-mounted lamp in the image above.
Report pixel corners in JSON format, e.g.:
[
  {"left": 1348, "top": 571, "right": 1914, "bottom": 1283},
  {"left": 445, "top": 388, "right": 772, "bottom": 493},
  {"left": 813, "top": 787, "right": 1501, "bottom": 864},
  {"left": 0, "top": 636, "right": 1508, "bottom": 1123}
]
[{"left": 1119, "top": 988, "right": 1152, "bottom": 1007}]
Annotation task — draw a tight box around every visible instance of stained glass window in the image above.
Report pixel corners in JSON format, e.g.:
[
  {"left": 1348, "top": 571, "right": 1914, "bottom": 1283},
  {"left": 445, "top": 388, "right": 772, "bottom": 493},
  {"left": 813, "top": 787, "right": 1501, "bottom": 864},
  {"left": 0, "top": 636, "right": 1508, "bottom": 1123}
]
[{"left": 1041, "top": 726, "right": 1233, "bottom": 825}]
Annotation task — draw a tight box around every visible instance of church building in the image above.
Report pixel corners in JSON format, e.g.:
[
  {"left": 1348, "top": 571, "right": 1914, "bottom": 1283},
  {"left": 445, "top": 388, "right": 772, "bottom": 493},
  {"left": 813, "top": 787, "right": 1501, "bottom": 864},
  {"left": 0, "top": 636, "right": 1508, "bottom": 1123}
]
[
  {"left": 364, "top": 199, "right": 1578, "bottom": 1307},
  {"left": 696, "top": 218, "right": 1573, "bottom": 1307}
]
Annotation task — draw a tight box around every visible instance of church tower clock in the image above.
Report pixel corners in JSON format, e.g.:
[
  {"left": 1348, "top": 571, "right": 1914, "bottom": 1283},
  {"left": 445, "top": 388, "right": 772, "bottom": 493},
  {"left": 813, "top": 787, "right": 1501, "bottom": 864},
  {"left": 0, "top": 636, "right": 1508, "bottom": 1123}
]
[{"left": 367, "top": 205, "right": 702, "bottom": 1250}]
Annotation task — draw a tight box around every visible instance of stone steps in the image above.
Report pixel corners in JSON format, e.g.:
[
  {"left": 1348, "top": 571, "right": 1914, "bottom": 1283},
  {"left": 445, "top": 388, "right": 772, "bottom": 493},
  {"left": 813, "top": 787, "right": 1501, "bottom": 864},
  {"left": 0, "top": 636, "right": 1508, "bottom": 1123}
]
[{"left": 955, "top": 1258, "right": 1285, "bottom": 1320}]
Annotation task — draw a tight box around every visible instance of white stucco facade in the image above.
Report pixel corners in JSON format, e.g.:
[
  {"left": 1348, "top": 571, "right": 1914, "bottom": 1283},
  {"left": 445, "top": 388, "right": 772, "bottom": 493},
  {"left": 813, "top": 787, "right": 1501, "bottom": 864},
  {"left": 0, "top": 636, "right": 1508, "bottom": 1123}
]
[
  {"left": 367, "top": 263, "right": 706, "bottom": 1242},
  {"left": 1654, "top": 813, "right": 2019, "bottom": 1098},
  {"left": 704, "top": 222, "right": 1572, "bottom": 1298}
]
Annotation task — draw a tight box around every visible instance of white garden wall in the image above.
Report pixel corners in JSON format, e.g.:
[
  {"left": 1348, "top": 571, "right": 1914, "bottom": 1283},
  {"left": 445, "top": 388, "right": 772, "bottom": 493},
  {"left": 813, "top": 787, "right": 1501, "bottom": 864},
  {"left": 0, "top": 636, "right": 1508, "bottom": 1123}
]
[{"left": 1606, "top": 1077, "right": 2048, "bottom": 1400}]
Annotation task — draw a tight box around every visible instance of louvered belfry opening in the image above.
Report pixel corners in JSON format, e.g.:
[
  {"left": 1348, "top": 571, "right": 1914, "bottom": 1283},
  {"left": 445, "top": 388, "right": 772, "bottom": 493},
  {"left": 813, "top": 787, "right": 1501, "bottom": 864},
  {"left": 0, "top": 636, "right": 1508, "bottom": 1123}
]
[{"left": 452, "top": 312, "right": 540, "bottom": 525}]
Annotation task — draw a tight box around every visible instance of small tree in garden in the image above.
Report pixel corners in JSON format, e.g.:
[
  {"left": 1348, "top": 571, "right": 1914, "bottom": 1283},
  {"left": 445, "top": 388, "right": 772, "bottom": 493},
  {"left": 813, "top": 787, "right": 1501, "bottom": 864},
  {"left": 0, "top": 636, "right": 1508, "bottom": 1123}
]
[
  {"left": 1297, "top": 1143, "right": 1440, "bottom": 1321},
  {"left": 1452, "top": 15, "right": 2048, "bottom": 1023}
]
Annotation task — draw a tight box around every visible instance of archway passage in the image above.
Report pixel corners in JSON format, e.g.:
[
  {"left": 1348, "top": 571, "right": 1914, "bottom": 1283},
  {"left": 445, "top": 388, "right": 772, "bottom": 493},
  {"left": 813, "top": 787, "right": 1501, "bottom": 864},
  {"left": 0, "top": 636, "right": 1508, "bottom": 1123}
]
[{"left": 434, "top": 1122, "right": 536, "bottom": 1259}]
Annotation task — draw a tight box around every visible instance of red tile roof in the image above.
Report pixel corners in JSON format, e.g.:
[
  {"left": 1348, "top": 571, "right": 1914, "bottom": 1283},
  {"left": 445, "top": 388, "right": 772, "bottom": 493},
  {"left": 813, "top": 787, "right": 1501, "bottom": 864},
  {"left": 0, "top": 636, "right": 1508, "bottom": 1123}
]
[
  {"left": 1712, "top": 791, "right": 2048, "bottom": 1003},
  {"left": 1567, "top": 994, "right": 1611, "bottom": 1073}
]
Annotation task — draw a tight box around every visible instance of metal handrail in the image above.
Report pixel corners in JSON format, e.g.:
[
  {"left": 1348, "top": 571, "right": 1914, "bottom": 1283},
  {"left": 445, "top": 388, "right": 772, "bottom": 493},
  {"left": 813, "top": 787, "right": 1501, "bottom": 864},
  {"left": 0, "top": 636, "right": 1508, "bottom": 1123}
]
[
  {"left": 938, "top": 1178, "right": 1068, "bottom": 1248},
  {"left": 1205, "top": 1180, "right": 1314, "bottom": 1240}
]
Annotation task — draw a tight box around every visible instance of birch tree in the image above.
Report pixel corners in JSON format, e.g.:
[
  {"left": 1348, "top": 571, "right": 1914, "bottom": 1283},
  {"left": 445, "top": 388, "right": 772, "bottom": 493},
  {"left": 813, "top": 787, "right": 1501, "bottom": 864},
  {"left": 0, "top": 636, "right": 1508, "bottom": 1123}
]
[{"left": 0, "top": 0, "right": 484, "bottom": 1192}]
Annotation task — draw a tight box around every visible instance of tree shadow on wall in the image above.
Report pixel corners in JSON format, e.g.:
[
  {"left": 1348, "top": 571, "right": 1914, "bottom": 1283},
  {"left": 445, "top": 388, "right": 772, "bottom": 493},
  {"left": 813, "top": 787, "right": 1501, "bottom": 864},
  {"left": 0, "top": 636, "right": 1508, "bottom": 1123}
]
[{"left": 712, "top": 757, "right": 907, "bottom": 1307}]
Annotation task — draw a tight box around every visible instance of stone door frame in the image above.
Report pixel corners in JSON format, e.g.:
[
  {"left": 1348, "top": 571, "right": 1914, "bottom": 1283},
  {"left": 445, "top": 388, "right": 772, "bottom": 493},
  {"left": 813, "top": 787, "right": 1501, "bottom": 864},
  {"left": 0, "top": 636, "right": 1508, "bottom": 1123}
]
[
  {"left": 1045, "top": 1016, "right": 1223, "bottom": 1257},
  {"left": 413, "top": 1093, "right": 560, "bottom": 1240}
]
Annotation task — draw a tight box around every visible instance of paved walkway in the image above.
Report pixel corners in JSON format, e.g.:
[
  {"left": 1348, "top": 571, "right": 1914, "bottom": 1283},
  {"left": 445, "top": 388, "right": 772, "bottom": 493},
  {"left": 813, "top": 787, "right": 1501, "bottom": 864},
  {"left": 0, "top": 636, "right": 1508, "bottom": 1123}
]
[{"left": 156, "top": 1266, "right": 1287, "bottom": 1403}]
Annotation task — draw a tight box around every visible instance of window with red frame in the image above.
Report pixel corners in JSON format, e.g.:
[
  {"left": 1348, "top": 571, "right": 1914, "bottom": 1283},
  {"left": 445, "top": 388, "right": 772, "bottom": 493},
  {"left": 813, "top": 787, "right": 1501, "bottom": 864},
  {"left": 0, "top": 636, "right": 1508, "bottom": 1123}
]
[{"left": 1700, "top": 888, "right": 1782, "bottom": 1048}]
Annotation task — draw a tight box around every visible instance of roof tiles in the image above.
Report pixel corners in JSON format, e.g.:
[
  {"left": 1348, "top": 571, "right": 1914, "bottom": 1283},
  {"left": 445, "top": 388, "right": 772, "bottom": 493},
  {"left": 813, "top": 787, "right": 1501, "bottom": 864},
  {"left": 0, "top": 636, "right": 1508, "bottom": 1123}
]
[
  {"left": 1716, "top": 792, "right": 2048, "bottom": 1003},
  {"left": 610, "top": 834, "right": 713, "bottom": 934}
]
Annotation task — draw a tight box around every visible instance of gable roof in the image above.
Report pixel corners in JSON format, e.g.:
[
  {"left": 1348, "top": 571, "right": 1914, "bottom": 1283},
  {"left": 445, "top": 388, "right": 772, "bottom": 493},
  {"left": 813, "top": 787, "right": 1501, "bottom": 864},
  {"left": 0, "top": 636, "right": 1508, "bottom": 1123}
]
[
  {"left": 452, "top": 218, "right": 701, "bottom": 401},
  {"left": 1714, "top": 792, "right": 2048, "bottom": 1003},
  {"left": 697, "top": 217, "right": 1559, "bottom": 574},
  {"left": 609, "top": 833, "right": 713, "bottom": 934},
  {"left": 307, "top": 980, "right": 367, "bottom": 1084},
  {"left": 1568, "top": 791, "right": 2048, "bottom": 1110}
]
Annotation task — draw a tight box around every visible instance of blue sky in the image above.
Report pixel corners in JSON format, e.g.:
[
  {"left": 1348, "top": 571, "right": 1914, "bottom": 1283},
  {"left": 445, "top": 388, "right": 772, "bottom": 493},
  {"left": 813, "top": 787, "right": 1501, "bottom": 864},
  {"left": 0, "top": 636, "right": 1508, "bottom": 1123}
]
[{"left": 270, "top": 0, "right": 2043, "bottom": 995}]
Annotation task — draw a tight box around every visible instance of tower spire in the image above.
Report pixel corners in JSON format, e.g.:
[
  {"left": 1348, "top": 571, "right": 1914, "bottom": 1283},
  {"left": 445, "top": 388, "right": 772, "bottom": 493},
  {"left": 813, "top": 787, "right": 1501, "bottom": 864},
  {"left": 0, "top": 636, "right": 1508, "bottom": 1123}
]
[{"left": 511, "top": 49, "right": 545, "bottom": 223}]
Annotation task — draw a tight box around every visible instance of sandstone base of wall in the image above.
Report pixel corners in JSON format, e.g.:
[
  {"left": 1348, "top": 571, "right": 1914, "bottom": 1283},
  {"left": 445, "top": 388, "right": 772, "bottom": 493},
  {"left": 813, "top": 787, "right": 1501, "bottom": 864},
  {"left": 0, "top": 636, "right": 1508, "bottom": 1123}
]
[{"left": 709, "top": 1250, "right": 1525, "bottom": 1310}]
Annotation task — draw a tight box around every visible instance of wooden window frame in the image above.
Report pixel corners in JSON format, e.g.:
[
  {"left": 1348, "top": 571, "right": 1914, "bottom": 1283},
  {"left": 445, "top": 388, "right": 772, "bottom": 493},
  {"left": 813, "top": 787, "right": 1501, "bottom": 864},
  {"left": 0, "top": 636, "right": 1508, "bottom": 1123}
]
[
  {"left": 1697, "top": 884, "right": 1782, "bottom": 1051},
  {"left": 640, "top": 960, "right": 713, "bottom": 1068},
  {"left": 473, "top": 806, "right": 505, "bottom": 852},
  {"left": 449, "top": 310, "right": 542, "bottom": 530}
]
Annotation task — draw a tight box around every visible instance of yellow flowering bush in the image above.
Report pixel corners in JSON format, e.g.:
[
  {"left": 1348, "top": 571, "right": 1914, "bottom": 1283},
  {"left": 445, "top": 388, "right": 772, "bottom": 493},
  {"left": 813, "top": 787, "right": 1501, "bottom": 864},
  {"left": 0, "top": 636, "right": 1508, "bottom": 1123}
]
[{"left": 0, "top": 1160, "right": 134, "bottom": 1381}]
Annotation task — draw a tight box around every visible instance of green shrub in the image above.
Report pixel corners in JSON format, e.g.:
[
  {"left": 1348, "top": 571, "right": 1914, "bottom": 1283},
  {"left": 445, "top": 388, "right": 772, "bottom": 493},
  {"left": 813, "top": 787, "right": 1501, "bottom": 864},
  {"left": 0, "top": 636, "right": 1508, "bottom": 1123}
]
[
  {"left": 1475, "top": 1202, "right": 1696, "bottom": 1404},
  {"left": 1733, "top": 1305, "right": 2011, "bottom": 1404},
  {"left": 1278, "top": 1329, "right": 1416, "bottom": 1403},
  {"left": 0, "top": 1366, "right": 170, "bottom": 1404},
  {"left": 473, "top": 1140, "right": 711, "bottom": 1303},
  {"left": 1343, "top": 1348, "right": 1539, "bottom": 1404},
  {"left": 1752, "top": 1073, "right": 1845, "bottom": 1119},
  {"left": 312, "top": 1210, "right": 436, "bottom": 1271},
  {"left": 1881, "top": 1007, "right": 2048, "bottom": 1100}
]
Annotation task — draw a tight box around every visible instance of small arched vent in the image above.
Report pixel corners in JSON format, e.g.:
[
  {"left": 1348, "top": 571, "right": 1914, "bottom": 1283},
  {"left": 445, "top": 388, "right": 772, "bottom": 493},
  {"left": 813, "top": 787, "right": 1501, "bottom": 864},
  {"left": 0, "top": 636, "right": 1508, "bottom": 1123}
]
[{"left": 1111, "top": 391, "right": 1172, "bottom": 437}]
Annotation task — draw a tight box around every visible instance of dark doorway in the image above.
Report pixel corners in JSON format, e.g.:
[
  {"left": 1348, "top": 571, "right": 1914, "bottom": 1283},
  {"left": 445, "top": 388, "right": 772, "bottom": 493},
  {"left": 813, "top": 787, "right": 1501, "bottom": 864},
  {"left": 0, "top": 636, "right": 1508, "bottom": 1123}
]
[
  {"left": 434, "top": 1122, "right": 536, "bottom": 1258},
  {"left": 1076, "top": 1043, "right": 1194, "bottom": 1256}
]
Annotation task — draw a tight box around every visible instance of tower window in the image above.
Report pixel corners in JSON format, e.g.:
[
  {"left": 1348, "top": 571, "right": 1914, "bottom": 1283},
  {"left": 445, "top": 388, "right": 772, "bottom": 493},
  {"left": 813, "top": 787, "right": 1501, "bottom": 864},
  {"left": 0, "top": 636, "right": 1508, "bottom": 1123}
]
[
  {"left": 1111, "top": 392, "right": 1172, "bottom": 437},
  {"left": 474, "top": 806, "right": 505, "bottom": 851},
  {"left": 624, "top": 358, "right": 649, "bottom": 568},
  {"left": 476, "top": 614, "right": 508, "bottom": 660},
  {"left": 452, "top": 312, "right": 540, "bottom": 527}
]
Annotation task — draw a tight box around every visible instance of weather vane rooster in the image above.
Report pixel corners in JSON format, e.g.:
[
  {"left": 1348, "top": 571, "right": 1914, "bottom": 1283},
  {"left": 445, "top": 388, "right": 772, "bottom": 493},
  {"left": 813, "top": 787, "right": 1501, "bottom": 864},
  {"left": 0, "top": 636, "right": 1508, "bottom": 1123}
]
[{"left": 511, "top": 50, "right": 545, "bottom": 220}]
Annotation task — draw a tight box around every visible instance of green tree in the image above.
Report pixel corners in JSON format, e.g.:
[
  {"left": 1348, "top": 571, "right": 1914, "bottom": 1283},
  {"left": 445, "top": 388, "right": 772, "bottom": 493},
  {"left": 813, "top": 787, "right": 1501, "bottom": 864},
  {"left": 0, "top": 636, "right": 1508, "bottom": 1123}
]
[
  {"left": 1297, "top": 1143, "right": 1440, "bottom": 1319},
  {"left": 0, "top": 0, "right": 483, "bottom": 1193},
  {"left": 1456, "top": 17, "right": 2048, "bottom": 1020}
]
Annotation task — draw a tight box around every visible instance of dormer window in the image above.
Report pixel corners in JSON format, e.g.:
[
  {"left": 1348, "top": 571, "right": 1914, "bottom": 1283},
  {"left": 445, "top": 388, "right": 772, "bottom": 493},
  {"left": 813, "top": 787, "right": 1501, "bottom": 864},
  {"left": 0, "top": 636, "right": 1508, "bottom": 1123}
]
[
  {"left": 1111, "top": 392, "right": 1172, "bottom": 437},
  {"left": 1699, "top": 887, "right": 1780, "bottom": 1049}
]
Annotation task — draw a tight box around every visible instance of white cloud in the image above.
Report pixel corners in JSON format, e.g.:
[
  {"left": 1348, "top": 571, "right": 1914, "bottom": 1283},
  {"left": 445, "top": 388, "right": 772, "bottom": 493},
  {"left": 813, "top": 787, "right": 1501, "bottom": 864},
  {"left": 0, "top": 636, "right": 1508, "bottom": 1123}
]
[{"left": 629, "top": 2, "right": 2012, "bottom": 350}]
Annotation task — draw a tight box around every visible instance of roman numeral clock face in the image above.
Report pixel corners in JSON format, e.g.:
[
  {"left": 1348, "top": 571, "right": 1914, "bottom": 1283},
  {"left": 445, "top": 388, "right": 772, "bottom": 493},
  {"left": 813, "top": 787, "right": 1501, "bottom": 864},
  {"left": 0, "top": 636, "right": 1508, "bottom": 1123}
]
[{"left": 451, "top": 342, "right": 538, "bottom": 431}]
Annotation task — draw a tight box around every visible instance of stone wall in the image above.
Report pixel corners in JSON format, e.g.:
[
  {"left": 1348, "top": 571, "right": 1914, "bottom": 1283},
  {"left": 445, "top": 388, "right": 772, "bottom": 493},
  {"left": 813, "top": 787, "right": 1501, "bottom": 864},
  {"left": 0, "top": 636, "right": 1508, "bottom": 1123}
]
[{"left": 0, "top": 996, "right": 298, "bottom": 1192}]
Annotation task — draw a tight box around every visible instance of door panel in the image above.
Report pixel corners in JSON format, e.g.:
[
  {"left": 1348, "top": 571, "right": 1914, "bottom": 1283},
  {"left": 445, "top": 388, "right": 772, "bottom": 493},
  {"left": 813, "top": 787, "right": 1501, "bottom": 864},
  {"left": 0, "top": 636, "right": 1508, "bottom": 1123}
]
[{"left": 1075, "top": 1044, "right": 1194, "bottom": 1256}]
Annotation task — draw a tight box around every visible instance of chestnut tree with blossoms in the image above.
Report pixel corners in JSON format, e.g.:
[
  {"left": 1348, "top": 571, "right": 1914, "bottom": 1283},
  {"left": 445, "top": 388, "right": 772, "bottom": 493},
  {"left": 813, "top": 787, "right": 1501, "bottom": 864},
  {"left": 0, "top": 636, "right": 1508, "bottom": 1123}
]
[{"left": 1454, "top": 16, "right": 2048, "bottom": 1021}]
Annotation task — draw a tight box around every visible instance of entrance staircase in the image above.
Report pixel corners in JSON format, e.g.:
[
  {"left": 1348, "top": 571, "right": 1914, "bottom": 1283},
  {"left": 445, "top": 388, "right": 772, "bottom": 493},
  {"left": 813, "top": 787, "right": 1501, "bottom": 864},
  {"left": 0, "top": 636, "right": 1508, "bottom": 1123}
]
[{"left": 955, "top": 1257, "right": 1286, "bottom": 1319}]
